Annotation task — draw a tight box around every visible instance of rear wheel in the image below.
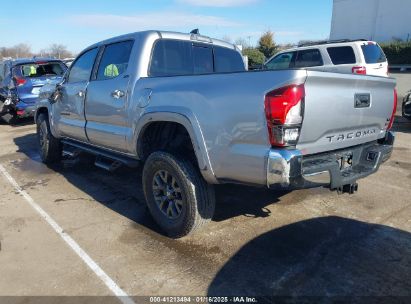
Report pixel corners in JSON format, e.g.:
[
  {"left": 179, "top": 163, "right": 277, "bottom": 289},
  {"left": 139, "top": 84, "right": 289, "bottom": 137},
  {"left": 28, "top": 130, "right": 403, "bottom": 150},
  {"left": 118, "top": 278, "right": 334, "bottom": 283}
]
[
  {"left": 36, "top": 113, "right": 62, "bottom": 164},
  {"left": 1, "top": 112, "right": 18, "bottom": 125},
  {"left": 142, "top": 151, "right": 215, "bottom": 238},
  {"left": 403, "top": 107, "right": 411, "bottom": 120}
]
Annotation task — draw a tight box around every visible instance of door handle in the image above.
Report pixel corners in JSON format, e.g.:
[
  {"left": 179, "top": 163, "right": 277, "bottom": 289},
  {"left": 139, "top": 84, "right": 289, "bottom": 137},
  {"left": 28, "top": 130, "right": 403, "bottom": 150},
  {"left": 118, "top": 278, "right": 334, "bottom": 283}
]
[
  {"left": 111, "top": 90, "right": 125, "bottom": 99},
  {"left": 76, "top": 90, "right": 85, "bottom": 97}
]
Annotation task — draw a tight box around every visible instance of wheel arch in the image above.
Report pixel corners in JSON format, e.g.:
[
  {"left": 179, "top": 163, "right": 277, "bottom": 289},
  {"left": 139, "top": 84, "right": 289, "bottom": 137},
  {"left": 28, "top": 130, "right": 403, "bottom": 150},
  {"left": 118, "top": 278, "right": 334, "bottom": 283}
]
[
  {"left": 34, "top": 106, "right": 49, "bottom": 123},
  {"left": 134, "top": 110, "right": 217, "bottom": 184}
]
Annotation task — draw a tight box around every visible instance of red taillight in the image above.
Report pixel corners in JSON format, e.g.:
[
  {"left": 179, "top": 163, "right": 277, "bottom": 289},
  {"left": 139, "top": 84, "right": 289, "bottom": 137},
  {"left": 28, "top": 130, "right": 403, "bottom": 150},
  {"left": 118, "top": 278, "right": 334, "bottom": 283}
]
[
  {"left": 14, "top": 77, "right": 26, "bottom": 86},
  {"left": 387, "top": 89, "right": 398, "bottom": 130},
  {"left": 352, "top": 66, "right": 367, "bottom": 75},
  {"left": 264, "top": 84, "right": 305, "bottom": 147}
]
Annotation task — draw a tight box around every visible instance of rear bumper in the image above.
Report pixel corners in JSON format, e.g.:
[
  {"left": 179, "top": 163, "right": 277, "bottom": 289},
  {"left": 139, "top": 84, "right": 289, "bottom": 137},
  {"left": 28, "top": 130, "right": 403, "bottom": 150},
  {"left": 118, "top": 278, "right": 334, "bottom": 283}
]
[
  {"left": 267, "top": 131, "right": 395, "bottom": 189},
  {"left": 16, "top": 102, "right": 36, "bottom": 117}
]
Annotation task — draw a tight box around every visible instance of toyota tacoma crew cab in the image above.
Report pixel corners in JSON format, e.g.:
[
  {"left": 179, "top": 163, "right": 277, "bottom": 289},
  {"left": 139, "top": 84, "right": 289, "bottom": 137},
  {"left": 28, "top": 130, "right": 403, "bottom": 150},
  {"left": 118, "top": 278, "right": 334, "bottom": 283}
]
[{"left": 35, "top": 30, "right": 397, "bottom": 238}]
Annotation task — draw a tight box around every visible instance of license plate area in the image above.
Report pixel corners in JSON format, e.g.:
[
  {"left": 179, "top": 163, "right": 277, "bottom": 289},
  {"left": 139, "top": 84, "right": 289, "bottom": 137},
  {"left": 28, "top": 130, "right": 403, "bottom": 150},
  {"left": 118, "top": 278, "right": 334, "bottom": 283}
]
[
  {"left": 336, "top": 152, "right": 353, "bottom": 170},
  {"left": 354, "top": 93, "right": 371, "bottom": 108}
]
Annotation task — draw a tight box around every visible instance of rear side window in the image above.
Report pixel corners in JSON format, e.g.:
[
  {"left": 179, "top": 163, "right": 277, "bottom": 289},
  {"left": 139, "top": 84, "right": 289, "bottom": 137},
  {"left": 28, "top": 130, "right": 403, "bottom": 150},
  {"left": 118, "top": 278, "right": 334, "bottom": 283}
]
[
  {"left": 327, "top": 46, "right": 356, "bottom": 65},
  {"left": 97, "top": 40, "right": 134, "bottom": 80},
  {"left": 150, "top": 40, "right": 193, "bottom": 76},
  {"left": 18, "top": 62, "right": 66, "bottom": 78},
  {"left": 68, "top": 48, "right": 98, "bottom": 83},
  {"left": 361, "top": 44, "right": 386, "bottom": 64},
  {"left": 265, "top": 52, "right": 296, "bottom": 70},
  {"left": 295, "top": 49, "right": 323, "bottom": 67},
  {"left": 214, "top": 46, "right": 245, "bottom": 73}
]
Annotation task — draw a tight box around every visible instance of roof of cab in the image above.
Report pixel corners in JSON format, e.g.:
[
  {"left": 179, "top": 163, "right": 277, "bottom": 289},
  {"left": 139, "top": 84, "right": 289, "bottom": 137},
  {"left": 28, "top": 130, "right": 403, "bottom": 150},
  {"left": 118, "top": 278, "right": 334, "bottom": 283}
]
[
  {"left": 273, "top": 40, "right": 377, "bottom": 54},
  {"left": 84, "top": 30, "right": 238, "bottom": 52},
  {"left": 3, "top": 57, "right": 63, "bottom": 66}
]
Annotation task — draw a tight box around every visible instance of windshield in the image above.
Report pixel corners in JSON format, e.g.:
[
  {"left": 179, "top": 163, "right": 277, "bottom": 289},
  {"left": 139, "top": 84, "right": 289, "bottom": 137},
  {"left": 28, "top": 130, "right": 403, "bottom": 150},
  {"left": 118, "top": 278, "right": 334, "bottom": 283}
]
[{"left": 16, "top": 62, "right": 66, "bottom": 78}]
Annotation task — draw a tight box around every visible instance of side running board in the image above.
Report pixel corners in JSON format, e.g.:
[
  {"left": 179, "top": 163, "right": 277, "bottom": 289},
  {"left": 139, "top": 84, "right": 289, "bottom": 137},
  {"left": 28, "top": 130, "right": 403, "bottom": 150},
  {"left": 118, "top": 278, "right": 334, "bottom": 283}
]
[{"left": 61, "top": 139, "right": 140, "bottom": 171}]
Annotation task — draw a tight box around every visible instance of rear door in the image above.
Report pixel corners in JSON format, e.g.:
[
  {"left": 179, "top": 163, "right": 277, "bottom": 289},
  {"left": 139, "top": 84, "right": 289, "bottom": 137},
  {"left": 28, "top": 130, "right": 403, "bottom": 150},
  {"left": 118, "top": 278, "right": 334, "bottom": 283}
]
[
  {"left": 53, "top": 48, "right": 98, "bottom": 141},
  {"left": 85, "top": 40, "right": 134, "bottom": 151},
  {"left": 297, "top": 71, "right": 396, "bottom": 155},
  {"left": 360, "top": 42, "right": 388, "bottom": 77},
  {"left": 294, "top": 48, "right": 324, "bottom": 71}
]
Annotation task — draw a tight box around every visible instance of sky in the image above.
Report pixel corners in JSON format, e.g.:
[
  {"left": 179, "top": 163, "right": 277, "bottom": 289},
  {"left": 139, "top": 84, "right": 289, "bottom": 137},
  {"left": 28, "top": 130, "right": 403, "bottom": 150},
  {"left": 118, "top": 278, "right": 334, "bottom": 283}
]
[{"left": 0, "top": 0, "right": 333, "bottom": 54}]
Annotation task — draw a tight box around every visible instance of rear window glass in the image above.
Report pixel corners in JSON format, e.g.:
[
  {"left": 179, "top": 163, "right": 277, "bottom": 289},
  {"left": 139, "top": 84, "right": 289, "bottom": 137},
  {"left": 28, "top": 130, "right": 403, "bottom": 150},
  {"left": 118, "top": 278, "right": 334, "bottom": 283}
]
[
  {"left": 214, "top": 46, "right": 245, "bottom": 73},
  {"left": 361, "top": 44, "right": 386, "bottom": 64},
  {"left": 327, "top": 46, "right": 356, "bottom": 65},
  {"left": 193, "top": 46, "right": 213, "bottom": 74},
  {"left": 295, "top": 49, "right": 323, "bottom": 68},
  {"left": 17, "top": 62, "right": 66, "bottom": 78},
  {"left": 149, "top": 39, "right": 245, "bottom": 76}
]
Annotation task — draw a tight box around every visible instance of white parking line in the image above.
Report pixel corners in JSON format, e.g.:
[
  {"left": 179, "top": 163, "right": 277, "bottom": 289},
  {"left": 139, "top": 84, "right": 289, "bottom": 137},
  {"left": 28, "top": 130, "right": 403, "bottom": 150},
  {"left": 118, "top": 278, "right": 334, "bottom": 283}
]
[{"left": 0, "top": 164, "right": 135, "bottom": 304}]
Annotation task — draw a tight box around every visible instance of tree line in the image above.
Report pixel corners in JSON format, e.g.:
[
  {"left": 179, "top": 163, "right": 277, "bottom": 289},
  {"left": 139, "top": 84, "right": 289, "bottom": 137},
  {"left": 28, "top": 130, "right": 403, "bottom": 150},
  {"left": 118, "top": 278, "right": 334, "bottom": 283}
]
[
  {"left": 0, "top": 43, "right": 74, "bottom": 60},
  {"left": 224, "top": 31, "right": 294, "bottom": 68}
]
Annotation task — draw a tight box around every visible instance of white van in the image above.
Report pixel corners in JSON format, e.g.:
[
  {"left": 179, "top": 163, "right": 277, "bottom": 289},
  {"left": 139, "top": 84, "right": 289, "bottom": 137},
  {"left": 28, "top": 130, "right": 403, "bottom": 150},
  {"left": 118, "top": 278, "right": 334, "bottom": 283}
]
[{"left": 264, "top": 39, "right": 389, "bottom": 77}]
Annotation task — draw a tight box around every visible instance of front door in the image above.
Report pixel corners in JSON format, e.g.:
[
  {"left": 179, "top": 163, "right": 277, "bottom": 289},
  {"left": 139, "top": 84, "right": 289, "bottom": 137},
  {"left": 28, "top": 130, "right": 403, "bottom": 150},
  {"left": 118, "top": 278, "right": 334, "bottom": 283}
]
[
  {"left": 85, "top": 40, "right": 134, "bottom": 151},
  {"left": 53, "top": 48, "right": 98, "bottom": 141}
]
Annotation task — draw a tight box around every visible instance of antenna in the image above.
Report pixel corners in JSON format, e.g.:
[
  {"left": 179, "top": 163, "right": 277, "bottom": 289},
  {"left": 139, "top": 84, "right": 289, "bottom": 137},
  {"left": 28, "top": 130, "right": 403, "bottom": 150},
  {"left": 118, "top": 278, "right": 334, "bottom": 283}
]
[{"left": 190, "top": 29, "right": 200, "bottom": 35}]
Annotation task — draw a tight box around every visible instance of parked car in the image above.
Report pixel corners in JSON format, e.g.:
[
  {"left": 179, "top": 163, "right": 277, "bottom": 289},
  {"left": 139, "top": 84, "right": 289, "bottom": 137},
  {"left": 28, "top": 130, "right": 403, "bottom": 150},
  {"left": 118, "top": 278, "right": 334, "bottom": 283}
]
[
  {"left": 264, "top": 39, "right": 389, "bottom": 77},
  {"left": 35, "top": 31, "right": 397, "bottom": 238},
  {"left": 402, "top": 90, "right": 411, "bottom": 120},
  {"left": 0, "top": 58, "right": 67, "bottom": 124}
]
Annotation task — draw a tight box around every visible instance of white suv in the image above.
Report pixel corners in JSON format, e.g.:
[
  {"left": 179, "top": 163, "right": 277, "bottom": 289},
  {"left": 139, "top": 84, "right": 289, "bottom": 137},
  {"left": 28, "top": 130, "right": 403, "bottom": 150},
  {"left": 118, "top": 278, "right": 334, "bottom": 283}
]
[{"left": 264, "top": 39, "right": 389, "bottom": 77}]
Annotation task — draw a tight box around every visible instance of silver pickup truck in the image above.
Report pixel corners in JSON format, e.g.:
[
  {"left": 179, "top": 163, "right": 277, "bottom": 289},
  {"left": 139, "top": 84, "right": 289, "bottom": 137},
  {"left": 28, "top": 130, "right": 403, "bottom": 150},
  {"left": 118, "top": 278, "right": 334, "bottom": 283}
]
[{"left": 35, "top": 30, "right": 397, "bottom": 238}]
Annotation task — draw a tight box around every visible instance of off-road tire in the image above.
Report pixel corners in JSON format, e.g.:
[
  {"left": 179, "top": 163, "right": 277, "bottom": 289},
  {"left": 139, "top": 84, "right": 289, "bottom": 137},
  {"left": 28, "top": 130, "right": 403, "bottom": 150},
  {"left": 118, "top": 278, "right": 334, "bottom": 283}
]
[
  {"left": 36, "top": 113, "right": 62, "bottom": 164},
  {"left": 402, "top": 108, "right": 411, "bottom": 120},
  {"left": 1, "top": 112, "right": 18, "bottom": 125},
  {"left": 143, "top": 151, "right": 215, "bottom": 238}
]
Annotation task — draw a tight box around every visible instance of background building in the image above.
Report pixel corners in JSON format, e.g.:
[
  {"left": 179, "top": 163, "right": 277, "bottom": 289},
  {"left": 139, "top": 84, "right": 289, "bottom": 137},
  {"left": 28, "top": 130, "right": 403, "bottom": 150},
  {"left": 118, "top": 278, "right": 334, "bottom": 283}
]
[{"left": 330, "top": 0, "right": 411, "bottom": 42}]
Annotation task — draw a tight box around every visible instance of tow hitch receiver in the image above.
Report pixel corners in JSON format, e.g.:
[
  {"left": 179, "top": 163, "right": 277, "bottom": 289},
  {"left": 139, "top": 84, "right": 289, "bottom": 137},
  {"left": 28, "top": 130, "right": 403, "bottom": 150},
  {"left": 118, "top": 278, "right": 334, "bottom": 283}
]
[{"left": 338, "top": 183, "right": 359, "bottom": 194}]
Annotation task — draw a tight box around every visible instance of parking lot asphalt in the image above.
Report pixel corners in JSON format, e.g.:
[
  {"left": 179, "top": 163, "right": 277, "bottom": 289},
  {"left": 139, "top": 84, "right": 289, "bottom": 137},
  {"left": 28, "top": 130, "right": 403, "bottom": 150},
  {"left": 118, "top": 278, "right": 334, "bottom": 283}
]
[{"left": 0, "top": 74, "right": 410, "bottom": 302}]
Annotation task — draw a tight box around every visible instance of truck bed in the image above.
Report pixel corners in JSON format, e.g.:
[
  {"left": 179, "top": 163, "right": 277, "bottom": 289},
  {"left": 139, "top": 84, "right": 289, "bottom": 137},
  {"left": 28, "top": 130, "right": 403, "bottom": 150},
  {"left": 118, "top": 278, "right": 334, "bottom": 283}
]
[{"left": 135, "top": 69, "right": 396, "bottom": 185}]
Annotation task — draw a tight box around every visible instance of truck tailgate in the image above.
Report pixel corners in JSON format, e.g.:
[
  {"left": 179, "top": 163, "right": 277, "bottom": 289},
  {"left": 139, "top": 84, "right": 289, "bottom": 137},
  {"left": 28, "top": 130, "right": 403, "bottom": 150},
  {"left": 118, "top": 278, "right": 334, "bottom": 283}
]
[{"left": 297, "top": 71, "right": 396, "bottom": 155}]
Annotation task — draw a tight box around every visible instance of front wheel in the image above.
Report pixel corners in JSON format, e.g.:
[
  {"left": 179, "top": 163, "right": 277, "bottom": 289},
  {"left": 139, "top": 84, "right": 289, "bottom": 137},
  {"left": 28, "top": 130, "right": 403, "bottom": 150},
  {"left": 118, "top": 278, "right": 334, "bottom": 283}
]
[
  {"left": 142, "top": 151, "right": 215, "bottom": 238},
  {"left": 36, "top": 113, "right": 62, "bottom": 164}
]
